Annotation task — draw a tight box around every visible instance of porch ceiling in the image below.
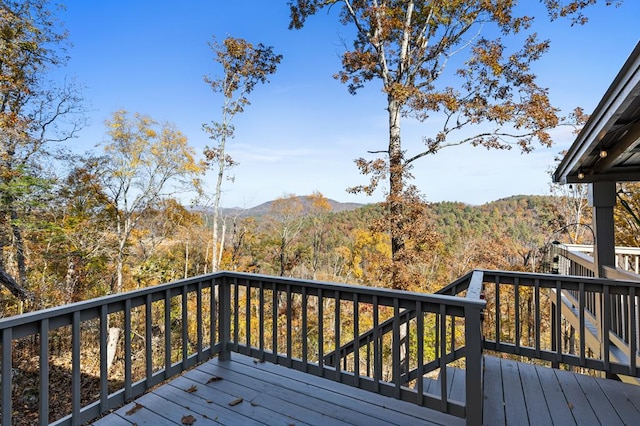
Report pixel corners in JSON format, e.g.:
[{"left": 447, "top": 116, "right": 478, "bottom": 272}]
[{"left": 554, "top": 41, "right": 640, "bottom": 185}]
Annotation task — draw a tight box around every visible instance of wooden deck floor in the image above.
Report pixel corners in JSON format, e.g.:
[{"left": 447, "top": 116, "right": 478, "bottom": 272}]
[
  {"left": 92, "top": 353, "right": 640, "bottom": 426},
  {"left": 91, "top": 353, "right": 463, "bottom": 426},
  {"left": 482, "top": 356, "right": 640, "bottom": 425}
]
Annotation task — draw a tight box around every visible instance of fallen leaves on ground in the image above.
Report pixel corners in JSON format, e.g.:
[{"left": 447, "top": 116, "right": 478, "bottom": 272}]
[
  {"left": 125, "top": 402, "right": 144, "bottom": 415},
  {"left": 181, "top": 414, "right": 197, "bottom": 425},
  {"left": 207, "top": 376, "right": 223, "bottom": 383},
  {"left": 184, "top": 385, "right": 198, "bottom": 393}
]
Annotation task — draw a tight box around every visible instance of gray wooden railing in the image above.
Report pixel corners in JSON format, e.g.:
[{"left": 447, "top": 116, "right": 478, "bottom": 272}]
[
  {"left": 550, "top": 245, "right": 640, "bottom": 383},
  {"left": 0, "top": 272, "right": 486, "bottom": 426},
  {"left": 477, "top": 269, "right": 640, "bottom": 382}
]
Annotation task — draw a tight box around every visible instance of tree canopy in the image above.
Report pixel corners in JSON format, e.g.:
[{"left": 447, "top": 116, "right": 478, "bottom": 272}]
[{"left": 288, "top": 0, "right": 621, "bottom": 288}]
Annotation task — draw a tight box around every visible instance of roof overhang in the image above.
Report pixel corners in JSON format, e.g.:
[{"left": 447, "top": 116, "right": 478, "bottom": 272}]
[{"left": 553, "top": 41, "right": 640, "bottom": 185}]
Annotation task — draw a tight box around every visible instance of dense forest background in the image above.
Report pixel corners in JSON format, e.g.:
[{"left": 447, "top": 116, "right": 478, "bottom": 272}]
[{"left": 8, "top": 183, "right": 639, "bottom": 318}]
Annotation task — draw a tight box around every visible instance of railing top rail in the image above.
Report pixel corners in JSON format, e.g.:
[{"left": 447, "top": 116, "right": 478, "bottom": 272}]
[
  {"left": 219, "top": 271, "right": 486, "bottom": 310},
  {"left": 0, "top": 273, "right": 220, "bottom": 330},
  {"left": 466, "top": 270, "right": 484, "bottom": 300},
  {"left": 477, "top": 268, "right": 640, "bottom": 288},
  {"left": 564, "top": 244, "right": 640, "bottom": 255},
  {"left": 557, "top": 247, "right": 597, "bottom": 270},
  {"left": 0, "top": 271, "right": 486, "bottom": 331},
  {"left": 603, "top": 265, "right": 640, "bottom": 281}
]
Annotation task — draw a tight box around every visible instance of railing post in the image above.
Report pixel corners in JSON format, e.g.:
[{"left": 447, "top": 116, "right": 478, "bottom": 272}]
[
  {"left": 465, "top": 304, "right": 483, "bottom": 426},
  {"left": 218, "top": 276, "right": 231, "bottom": 361}
]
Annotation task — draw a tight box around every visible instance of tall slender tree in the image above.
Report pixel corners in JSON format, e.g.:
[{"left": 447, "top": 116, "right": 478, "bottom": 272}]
[
  {"left": 203, "top": 36, "right": 282, "bottom": 272},
  {"left": 289, "top": 0, "right": 621, "bottom": 288}
]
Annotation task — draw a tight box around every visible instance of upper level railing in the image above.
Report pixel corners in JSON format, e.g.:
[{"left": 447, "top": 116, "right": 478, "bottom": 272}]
[
  {"left": 0, "top": 271, "right": 486, "bottom": 426},
  {"left": 549, "top": 244, "right": 640, "bottom": 383},
  {"left": 562, "top": 244, "right": 640, "bottom": 275},
  {"left": 476, "top": 269, "right": 640, "bottom": 381}
]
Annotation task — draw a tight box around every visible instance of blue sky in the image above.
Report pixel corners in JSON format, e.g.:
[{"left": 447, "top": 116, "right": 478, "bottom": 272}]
[{"left": 57, "top": 1, "right": 639, "bottom": 208}]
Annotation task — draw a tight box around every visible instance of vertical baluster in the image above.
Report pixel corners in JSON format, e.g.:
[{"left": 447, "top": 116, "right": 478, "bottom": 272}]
[
  {"left": 39, "top": 319, "right": 49, "bottom": 426},
  {"left": 259, "top": 281, "right": 265, "bottom": 359},
  {"left": 373, "top": 295, "right": 380, "bottom": 393},
  {"left": 435, "top": 313, "right": 440, "bottom": 360},
  {"left": 318, "top": 288, "right": 324, "bottom": 374},
  {"left": 272, "top": 282, "right": 278, "bottom": 358},
  {"left": 145, "top": 295, "right": 152, "bottom": 383},
  {"left": 334, "top": 290, "right": 341, "bottom": 382},
  {"left": 72, "top": 311, "right": 81, "bottom": 421},
  {"left": 449, "top": 309, "right": 455, "bottom": 355},
  {"left": 603, "top": 284, "right": 611, "bottom": 371},
  {"left": 218, "top": 277, "right": 231, "bottom": 361},
  {"left": 2, "top": 328, "right": 12, "bottom": 426},
  {"left": 246, "top": 281, "right": 252, "bottom": 353},
  {"left": 196, "top": 282, "right": 203, "bottom": 361},
  {"left": 211, "top": 278, "right": 217, "bottom": 353},
  {"left": 181, "top": 286, "right": 188, "bottom": 367},
  {"left": 622, "top": 294, "right": 629, "bottom": 343},
  {"left": 629, "top": 286, "right": 637, "bottom": 377},
  {"left": 100, "top": 305, "right": 109, "bottom": 412},
  {"left": 233, "top": 278, "right": 239, "bottom": 349},
  {"left": 404, "top": 311, "right": 411, "bottom": 381},
  {"left": 416, "top": 301, "right": 424, "bottom": 406},
  {"left": 125, "top": 299, "right": 132, "bottom": 399},
  {"left": 354, "top": 293, "right": 360, "bottom": 387},
  {"left": 393, "top": 298, "right": 401, "bottom": 399},
  {"left": 439, "top": 304, "right": 448, "bottom": 412},
  {"left": 164, "top": 289, "right": 172, "bottom": 376},
  {"left": 534, "top": 278, "right": 541, "bottom": 358},
  {"left": 495, "top": 276, "right": 501, "bottom": 351},
  {"left": 555, "top": 280, "right": 562, "bottom": 364},
  {"left": 302, "top": 286, "right": 308, "bottom": 372},
  {"left": 287, "top": 284, "right": 293, "bottom": 367},
  {"left": 515, "top": 277, "right": 520, "bottom": 354},
  {"left": 579, "top": 282, "right": 586, "bottom": 366}
]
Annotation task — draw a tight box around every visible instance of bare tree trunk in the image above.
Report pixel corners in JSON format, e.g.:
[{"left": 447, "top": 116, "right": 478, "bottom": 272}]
[
  {"left": 387, "top": 98, "right": 406, "bottom": 290},
  {"left": 184, "top": 239, "right": 189, "bottom": 279},
  {"left": 0, "top": 268, "right": 32, "bottom": 301},
  {"left": 217, "top": 219, "right": 226, "bottom": 270},
  {"left": 10, "top": 207, "right": 28, "bottom": 286},
  {"left": 106, "top": 327, "right": 121, "bottom": 371}
]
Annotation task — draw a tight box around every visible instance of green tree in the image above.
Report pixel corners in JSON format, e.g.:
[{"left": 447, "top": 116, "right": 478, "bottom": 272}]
[
  {"left": 203, "top": 36, "right": 282, "bottom": 272},
  {"left": 0, "top": 0, "right": 84, "bottom": 299},
  {"left": 289, "top": 0, "right": 620, "bottom": 288},
  {"left": 98, "top": 110, "right": 203, "bottom": 293}
]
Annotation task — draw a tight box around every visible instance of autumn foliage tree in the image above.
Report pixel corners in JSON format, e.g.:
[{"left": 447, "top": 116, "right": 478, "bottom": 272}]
[
  {"left": 288, "top": 0, "right": 621, "bottom": 289},
  {"left": 97, "top": 110, "right": 203, "bottom": 293},
  {"left": 203, "top": 37, "right": 282, "bottom": 272},
  {"left": 0, "top": 0, "right": 84, "bottom": 301}
]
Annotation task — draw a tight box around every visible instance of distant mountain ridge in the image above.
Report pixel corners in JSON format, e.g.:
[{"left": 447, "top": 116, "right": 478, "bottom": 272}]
[{"left": 193, "top": 196, "right": 366, "bottom": 218}]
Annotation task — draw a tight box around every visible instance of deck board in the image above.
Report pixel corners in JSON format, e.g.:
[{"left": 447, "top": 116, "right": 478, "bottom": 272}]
[
  {"left": 480, "top": 357, "right": 640, "bottom": 426},
  {"left": 573, "top": 372, "right": 625, "bottom": 426},
  {"left": 596, "top": 375, "right": 640, "bottom": 425},
  {"left": 533, "top": 364, "right": 576, "bottom": 425},
  {"left": 500, "top": 358, "right": 529, "bottom": 425},
  {"left": 518, "top": 361, "right": 552, "bottom": 426},
  {"left": 482, "top": 356, "right": 506, "bottom": 425}
]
